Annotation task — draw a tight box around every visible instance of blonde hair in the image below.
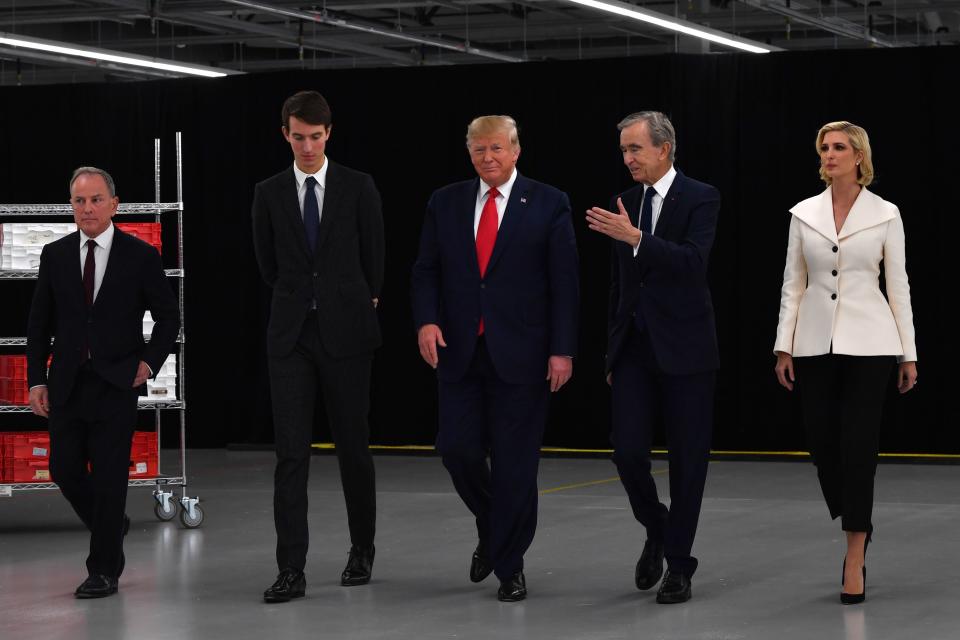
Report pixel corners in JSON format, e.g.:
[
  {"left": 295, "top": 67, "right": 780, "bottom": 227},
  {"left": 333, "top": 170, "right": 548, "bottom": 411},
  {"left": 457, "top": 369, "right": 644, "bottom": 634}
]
[
  {"left": 466, "top": 115, "right": 520, "bottom": 148},
  {"left": 816, "top": 121, "right": 874, "bottom": 186}
]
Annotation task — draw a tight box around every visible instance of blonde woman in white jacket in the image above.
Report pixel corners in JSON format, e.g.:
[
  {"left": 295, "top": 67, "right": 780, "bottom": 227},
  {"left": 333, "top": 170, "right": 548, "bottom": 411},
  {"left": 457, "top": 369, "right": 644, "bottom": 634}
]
[{"left": 773, "top": 121, "right": 918, "bottom": 605}]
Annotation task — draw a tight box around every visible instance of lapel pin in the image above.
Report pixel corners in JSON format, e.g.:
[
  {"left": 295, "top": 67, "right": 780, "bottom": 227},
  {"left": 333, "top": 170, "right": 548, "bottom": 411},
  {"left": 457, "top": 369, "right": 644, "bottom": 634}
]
[{"left": 520, "top": 197, "right": 527, "bottom": 204}]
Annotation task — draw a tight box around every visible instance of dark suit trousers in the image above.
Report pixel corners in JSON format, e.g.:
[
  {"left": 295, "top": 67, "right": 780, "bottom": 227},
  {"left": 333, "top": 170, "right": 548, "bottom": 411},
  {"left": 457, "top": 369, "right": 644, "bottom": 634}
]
[
  {"left": 437, "top": 337, "right": 549, "bottom": 581},
  {"left": 793, "top": 354, "right": 893, "bottom": 532},
  {"left": 48, "top": 364, "right": 138, "bottom": 578},
  {"left": 610, "top": 327, "right": 715, "bottom": 578},
  {"left": 269, "top": 310, "right": 376, "bottom": 572}
]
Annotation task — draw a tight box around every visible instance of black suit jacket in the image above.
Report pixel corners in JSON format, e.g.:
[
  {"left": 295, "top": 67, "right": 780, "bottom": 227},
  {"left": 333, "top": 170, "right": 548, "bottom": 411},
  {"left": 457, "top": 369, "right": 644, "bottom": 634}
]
[
  {"left": 607, "top": 170, "right": 721, "bottom": 376},
  {"left": 26, "top": 227, "right": 180, "bottom": 406},
  {"left": 411, "top": 174, "right": 579, "bottom": 385},
  {"left": 252, "top": 162, "right": 384, "bottom": 358}
]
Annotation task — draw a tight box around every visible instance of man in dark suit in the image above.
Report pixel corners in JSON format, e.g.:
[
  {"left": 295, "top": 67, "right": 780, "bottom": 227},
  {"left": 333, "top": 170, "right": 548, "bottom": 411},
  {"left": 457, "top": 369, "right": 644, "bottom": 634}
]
[
  {"left": 411, "top": 115, "right": 579, "bottom": 602},
  {"left": 586, "top": 111, "right": 720, "bottom": 604},
  {"left": 252, "top": 91, "right": 384, "bottom": 603},
  {"left": 27, "top": 166, "right": 179, "bottom": 598}
]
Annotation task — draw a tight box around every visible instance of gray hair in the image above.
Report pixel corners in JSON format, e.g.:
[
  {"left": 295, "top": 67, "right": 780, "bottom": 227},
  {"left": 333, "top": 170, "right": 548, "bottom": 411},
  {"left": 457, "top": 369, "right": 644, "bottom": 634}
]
[
  {"left": 617, "top": 111, "right": 677, "bottom": 163},
  {"left": 70, "top": 166, "right": 117, "bottom": 197}
]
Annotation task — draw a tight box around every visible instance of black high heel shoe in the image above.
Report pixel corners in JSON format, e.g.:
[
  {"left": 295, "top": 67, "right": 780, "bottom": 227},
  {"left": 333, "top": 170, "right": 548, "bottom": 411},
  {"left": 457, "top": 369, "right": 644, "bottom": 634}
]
[{"left": 841, "top": 566, "right": 866, "bottom": 605}]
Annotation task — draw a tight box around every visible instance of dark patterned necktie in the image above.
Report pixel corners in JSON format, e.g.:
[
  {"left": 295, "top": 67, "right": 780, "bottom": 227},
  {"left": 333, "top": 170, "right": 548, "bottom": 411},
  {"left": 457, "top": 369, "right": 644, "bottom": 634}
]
[
  {"left": 83, "top": 239, "right": 96, "bottom": 306},
  {"left": 639, "top": 185, "right": 655, "bottom": 235},
  {"left": 303, "top": 176, "right": 320, "bottom": 253}
]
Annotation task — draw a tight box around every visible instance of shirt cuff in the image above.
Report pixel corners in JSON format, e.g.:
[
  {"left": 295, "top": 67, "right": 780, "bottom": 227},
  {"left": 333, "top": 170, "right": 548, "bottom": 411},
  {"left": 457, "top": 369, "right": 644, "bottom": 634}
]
[
  {"left": 29, "top": 384, "right": 47, "bottom": 391},
  {"left": 632, "top": 231, "right": 643, "bottom": 257}
]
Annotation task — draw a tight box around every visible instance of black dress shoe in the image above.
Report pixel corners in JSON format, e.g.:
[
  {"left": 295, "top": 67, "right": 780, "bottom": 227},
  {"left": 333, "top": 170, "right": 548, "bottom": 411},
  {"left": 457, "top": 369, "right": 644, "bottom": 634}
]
[
  {"left": 75, "top": 574, "right": 118, "bottom": 599},
  {"left": 263, "top": 569, "right": 306, "bottom": 603},
  {"left": 497, "top": 571, "right": 526, "bottom": 602},
  {"left": 470, "top": 545, "right": 493, "bottom": 583},
  {"left": 341, "top": 545, "right": 375, "bottom": 586},
  {"left": 656, "top": 569, "right": 692, "bottom": 604},
  {"left": 635, "top": 539, "right": 665, "bottom": 590}
]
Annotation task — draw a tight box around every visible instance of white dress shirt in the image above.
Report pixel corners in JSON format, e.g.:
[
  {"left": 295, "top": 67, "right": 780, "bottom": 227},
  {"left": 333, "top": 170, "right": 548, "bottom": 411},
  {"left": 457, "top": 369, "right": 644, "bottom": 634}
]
[
  {"left": 633, "top": 165, "right": 677, "bottom": 255},
  {"left": 474, "top": 168, "right": 519, "bottom": 238},
  {"left": 79, "top": 222, "right": 115, "bottom": 302},
  {"left": 293, "top": 158, "right": 329, "bottom": 221}
]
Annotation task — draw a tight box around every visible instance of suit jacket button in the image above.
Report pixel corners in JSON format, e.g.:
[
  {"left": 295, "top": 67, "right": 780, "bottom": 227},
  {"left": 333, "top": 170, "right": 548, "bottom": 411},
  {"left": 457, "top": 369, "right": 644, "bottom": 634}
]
[
  {"left": 480, "top": 283, "right": 486, "bottom": 289},
  {"left": 639, "top": 282, "right": 645, "bottom": 288},
  {"left": 831, "top": 293, "right": 837, "bottom": 300},
  {"left": 312, "top": 272, "right": 318, "bottom": 277},
  {"left": 832, "top": 270, "right": 838, "bottom": 276},
  {"left": 832, "top": 246, "right": 838, "bottom": 253}
]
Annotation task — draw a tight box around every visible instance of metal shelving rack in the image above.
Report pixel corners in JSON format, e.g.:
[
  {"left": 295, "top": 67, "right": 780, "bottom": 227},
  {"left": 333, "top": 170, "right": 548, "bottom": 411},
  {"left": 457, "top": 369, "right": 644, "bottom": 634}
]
[{"left": 0, "top": 133, "right": 203, "bottom": 528}]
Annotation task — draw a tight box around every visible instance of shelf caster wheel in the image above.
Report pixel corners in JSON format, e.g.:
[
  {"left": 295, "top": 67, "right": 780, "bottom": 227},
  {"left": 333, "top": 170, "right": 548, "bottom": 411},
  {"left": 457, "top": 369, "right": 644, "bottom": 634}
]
[
  {"left": 153, "top": 490, "right": 178, "bottom": 522},
  {"left": 179, "top": 497, "right": 204, "bottom": 529}
]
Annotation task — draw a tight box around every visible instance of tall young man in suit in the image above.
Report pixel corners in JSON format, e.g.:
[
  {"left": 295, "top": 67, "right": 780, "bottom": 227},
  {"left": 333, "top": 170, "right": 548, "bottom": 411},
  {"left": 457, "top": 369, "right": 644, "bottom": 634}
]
[
  {"left": 411, "top": 116, "right": 579, "bottom": 602},
  {"left": 252, "top": 91, "right": 384, "bottom": 603},
  {"left": 586, "top": 111, "right": 721, "bottom": 604},
  {"left": 27, "top": 167, "right": 179, "bottom": 598}
]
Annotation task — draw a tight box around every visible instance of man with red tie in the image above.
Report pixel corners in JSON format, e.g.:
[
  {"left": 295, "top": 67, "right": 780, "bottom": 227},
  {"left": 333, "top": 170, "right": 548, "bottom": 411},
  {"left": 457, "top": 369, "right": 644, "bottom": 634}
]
[{"left": 411, "top": 115, "right": 579, "bottom": 601}]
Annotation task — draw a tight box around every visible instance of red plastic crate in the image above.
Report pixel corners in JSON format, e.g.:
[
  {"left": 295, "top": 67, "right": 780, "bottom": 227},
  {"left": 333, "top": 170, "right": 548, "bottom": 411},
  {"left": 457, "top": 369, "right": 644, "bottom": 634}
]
[
  {"left": 2, "top": 458, "right": 51, "bottom": 483},
  {"left": 129, "top": 431, "right": 159, "bottom": 477},
  {"left": 116, "top": 223, "right": 162, "bottom": 255},
  {"left": 0, "top": 379, "right": 29, "bottom": 405},
  {"left": 1, "top": 432, "right": 50, "bottom": 460},
  {"left": 0, "top": 355, "right": 27, "bottom": 379}
]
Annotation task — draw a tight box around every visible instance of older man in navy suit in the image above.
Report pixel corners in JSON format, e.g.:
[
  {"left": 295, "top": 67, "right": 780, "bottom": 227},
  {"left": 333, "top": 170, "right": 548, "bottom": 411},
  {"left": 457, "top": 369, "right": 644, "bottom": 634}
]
[
  {"left": 411, "top": 115, "right": 579, "bottom": 602},
  {"left": 587, "top": 111, "right": 721, "bottom": 604}
]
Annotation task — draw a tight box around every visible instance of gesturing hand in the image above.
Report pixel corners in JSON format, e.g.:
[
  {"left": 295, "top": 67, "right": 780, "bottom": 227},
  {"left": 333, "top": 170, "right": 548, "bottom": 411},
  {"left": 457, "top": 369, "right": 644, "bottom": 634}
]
[{"left": 586, "top": 198, "right": 642, "bottom": 246}]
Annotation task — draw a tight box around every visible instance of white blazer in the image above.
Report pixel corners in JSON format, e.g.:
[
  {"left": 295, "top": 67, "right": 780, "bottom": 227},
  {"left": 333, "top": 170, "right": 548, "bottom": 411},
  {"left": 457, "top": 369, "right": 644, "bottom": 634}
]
[{"left": 774, "top": 186, "right": 917, "bottom": 362}]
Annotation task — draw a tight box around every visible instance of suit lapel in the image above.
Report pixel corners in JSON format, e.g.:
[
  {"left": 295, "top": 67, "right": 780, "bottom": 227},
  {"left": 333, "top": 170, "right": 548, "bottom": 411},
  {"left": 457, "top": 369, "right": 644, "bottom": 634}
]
[
  {"left": 838, "top": 188, "right": 895, "bottom": 239},
  {"left": 485, "top": 174, "right": 528, "bottom": 275},
  {"left": 790, "top": 187, "right": 838, "bottom": 243},
  {"left": 462, "top": 178, "right": 481, "bottom": 278},
  {"left": 314, "top": 160, "right": 342, "bottom": 262},
  {"left": 277, "top": 168, "right": 311, "bottom": 257},
  {"left": 65, "top": 231, "right": 87, "bottom": 310},
  {"left": 653, "top": 171, "right": 684, "bottom": 238}
]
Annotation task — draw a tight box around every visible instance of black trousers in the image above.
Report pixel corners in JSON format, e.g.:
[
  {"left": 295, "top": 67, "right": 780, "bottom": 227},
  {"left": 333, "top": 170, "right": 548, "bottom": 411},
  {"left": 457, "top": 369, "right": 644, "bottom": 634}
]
[
  {"left": 269, "top": 310, "right": 376, "bottom": 572},
  {"left": 436, "top": 337, "right": 550, "bottom": 581},
  {"left": 48, "top": 364, "right": 138, "bottom": 578},
  {"left": 794, "top": 353, "right": 894, "bottom": 532},
  {"left": 610, "top": 327, "right": 715, "bottom": 579}
]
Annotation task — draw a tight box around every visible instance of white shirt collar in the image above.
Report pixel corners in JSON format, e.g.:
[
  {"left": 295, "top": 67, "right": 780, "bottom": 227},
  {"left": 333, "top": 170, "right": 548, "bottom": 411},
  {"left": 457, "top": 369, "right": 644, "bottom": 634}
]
[
  {"left": 648, "top": 165, "right": 677, "bottom": 199},
  {"left": 293, "top": 157, "right": 330, "bottom": 191},
  {"left": 79, "top": 221, "right": 115, "bottom": 250},
  {"left": 478, "top": 167, "right": 519, "bottom": 202}
]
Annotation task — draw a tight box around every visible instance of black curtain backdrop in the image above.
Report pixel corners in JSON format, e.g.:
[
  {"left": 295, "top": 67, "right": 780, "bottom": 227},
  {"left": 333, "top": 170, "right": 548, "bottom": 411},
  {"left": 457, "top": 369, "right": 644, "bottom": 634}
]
[{"left": 1, "top": 48, "right": 955, "bottom": 453}]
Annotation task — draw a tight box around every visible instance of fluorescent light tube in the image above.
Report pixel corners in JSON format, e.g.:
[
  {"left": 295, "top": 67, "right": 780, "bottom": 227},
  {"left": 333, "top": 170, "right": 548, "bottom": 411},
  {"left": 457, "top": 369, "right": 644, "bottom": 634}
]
[{"left": 0, "top": 31, "right": 238, "bottom": 77}]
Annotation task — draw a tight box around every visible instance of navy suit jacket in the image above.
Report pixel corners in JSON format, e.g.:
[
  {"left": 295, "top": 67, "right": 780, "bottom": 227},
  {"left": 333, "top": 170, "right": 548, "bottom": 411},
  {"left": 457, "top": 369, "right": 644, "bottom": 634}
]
[
  {"left": 607, "top": 170, "right": 720, "bottom": 376},
  {"left": 411, "top": 174, "right": 579, "bottom": 385}
]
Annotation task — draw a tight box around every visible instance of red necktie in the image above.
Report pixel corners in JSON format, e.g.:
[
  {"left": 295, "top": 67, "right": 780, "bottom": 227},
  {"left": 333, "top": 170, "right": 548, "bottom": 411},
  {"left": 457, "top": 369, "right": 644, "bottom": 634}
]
[{"left": 476, "top": 186, "right": 500, "bottom": 335}]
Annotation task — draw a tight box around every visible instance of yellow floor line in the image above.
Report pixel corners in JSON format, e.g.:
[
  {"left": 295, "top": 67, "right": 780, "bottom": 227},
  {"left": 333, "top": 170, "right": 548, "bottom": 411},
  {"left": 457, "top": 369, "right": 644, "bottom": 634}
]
[
  {"left": 309, "top": 443, "right": 960, "bottom": 460},
  {"left": 538, "top": 470, "right": 667, "bottom": 496}
]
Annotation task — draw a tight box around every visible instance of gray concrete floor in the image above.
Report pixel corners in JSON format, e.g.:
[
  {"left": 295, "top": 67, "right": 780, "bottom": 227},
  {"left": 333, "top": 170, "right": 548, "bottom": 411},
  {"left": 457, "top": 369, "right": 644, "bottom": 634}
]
[{"left": 1, "top": 451, "right": 958, "bottom": 640}]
